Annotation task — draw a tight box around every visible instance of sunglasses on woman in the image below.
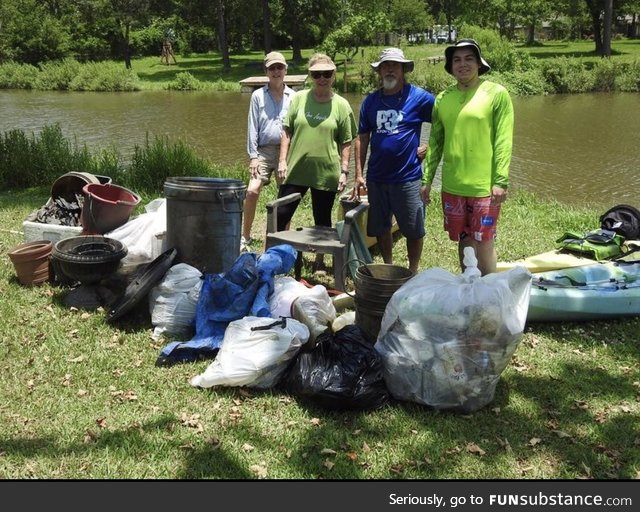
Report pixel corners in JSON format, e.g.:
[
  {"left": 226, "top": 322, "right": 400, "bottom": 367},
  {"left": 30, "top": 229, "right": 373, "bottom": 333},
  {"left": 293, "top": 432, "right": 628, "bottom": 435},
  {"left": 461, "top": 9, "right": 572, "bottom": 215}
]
[{"left": 310, "top": 70, "right": 333, "bottom": 79}]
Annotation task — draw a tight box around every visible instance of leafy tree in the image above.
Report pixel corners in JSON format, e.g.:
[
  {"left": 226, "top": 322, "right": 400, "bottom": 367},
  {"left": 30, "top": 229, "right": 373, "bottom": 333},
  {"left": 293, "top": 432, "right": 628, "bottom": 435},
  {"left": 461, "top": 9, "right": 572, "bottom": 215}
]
[
  {"left": 0, "top": 0, "right": 71, "bottom": 63},
  {"left": 110, "top": 0, "right": 151, "bottom": 69},
  {"left": 215, "top": 0, "right": 230, "bottom": 69},
  {"left": 389, "top": 0, "right": 432, "bottom": 39},
  {"left": 320, "top": 12, "right": 391, "bottom": 90}
]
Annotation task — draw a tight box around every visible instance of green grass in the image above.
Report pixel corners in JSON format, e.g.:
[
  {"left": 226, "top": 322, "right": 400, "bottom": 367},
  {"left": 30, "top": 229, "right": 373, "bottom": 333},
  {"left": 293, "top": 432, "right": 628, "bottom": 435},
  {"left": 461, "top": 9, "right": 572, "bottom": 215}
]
[
  {"left": 1, "top": 186, "right": 638, "bottom": 479},
  {"left": 517, "top": 38, "right": 640, "bottom": 64}
]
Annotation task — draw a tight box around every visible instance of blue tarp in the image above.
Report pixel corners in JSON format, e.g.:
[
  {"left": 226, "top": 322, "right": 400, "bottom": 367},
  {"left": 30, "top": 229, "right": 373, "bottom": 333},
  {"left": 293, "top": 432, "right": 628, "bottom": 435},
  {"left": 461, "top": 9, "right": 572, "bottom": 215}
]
[{"left": 156, "top": 244, "right": 296, "bottom": 365}]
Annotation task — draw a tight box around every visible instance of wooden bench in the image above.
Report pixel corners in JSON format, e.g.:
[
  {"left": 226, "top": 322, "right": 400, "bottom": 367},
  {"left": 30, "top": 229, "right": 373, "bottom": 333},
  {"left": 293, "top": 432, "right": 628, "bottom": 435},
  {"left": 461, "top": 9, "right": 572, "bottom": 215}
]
[{"left": 239, "top": 75, "right": 308, "bottom": 93}]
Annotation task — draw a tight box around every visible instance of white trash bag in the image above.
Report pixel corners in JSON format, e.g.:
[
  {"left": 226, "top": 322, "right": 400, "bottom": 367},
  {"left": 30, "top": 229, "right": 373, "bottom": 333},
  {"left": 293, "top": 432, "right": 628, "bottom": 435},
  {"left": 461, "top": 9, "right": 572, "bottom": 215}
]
[
  {"left": 190, "top": 316, "right": 310, "bottom": 389},
  {"left": 149, "top": 263, "right": 202, "bottom": 340},
  {"left": 107, "top": 197, "right": 167, "bottom": 269},
  {"left": 376, "top": 247, "right": 532, "bottom": 412},
  {"left": 270, "top": 276, "right": 336, "bottom": 347}
]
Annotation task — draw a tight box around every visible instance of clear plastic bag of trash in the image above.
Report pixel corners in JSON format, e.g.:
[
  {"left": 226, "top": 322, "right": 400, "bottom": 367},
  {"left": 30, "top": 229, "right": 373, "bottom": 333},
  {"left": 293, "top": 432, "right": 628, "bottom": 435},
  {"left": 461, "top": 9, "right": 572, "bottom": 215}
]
[
  {"left": 376, "top": 247, "right": 532, "bottom": 412},
  {"left": 107, "top": 198, "right": 167, "bottom": 269},
  {"left": 149, "top": 263, "right": 202, "bottom": 340},
  {"left": 190, "top": 316, "right": 310, "bottom": 389}
]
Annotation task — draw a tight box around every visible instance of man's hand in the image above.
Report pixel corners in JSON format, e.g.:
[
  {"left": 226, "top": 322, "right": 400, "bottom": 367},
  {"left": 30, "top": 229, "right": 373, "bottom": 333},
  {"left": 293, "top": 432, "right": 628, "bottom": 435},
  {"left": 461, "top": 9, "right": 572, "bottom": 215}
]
[
  {"left": 491, "top": 185, "right": 508, "bottom": 204},
  {"left": 417, "top": 144, "right": 427, "bottom": 162},
  {"left": 350, "top": 176, "right": 366, "bottom": 200},
  {"left": 420, "top": 185, "right": 431, "bottom": 205}
]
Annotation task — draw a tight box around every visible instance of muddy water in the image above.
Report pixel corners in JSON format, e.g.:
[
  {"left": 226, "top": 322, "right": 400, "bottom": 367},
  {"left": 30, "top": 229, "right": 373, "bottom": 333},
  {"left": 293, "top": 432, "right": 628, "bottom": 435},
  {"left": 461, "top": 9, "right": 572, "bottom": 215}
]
[{"left": 1, "top": 90, "right": 638, "bottom": 208}]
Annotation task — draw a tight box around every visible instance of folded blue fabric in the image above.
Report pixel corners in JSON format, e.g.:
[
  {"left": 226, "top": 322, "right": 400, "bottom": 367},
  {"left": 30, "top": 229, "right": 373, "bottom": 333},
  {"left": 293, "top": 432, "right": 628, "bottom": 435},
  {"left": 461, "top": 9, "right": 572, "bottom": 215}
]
[{"left": 156, "top": 244, "right": 297, "bottom": 366}]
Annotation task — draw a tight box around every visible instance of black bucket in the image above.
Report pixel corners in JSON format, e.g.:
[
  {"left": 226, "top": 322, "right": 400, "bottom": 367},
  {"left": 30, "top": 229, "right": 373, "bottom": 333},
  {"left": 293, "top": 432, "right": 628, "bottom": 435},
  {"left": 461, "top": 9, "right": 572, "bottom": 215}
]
[
  {"left": 164, "top": 177, "right": 246, "bottom": 274},
  {"left": 354, "top": 263, "right": 414, "bottom": 343}
]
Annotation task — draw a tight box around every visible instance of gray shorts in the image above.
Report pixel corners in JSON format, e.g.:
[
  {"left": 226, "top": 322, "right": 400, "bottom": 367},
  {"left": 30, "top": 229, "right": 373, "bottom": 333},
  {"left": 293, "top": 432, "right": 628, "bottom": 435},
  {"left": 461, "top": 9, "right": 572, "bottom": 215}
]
[
  {"left": 255, "top": 145, "right": 280, "bottom": 184},
  {"left": 366, "top": 180, "right": 425, "bottom": 240}
]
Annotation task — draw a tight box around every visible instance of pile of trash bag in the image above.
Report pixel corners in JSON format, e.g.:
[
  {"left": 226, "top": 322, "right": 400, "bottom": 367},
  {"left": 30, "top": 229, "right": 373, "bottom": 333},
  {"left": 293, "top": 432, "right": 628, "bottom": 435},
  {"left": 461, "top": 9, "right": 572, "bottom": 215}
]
[
  {"left": 375, "top": 247, "right": 532, "bottom": 412},
  {"left": 190, "top": 316, "right": 310, "bottom": 389}
]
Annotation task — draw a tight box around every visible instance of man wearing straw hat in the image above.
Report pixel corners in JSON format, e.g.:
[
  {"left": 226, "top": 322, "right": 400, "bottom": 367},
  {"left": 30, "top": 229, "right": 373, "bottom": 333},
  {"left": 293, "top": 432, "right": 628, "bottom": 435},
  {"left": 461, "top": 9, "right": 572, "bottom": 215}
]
[{"left": 354, "top": 47, "right": 435, "bottom": 274}]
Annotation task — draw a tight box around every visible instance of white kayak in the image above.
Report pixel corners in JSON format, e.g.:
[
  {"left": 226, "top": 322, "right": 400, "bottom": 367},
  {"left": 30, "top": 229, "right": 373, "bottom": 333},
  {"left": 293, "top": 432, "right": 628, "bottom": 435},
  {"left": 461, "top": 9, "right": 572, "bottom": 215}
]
[{"left": 527, "top": 261, "right": 640, "bottom": 322}]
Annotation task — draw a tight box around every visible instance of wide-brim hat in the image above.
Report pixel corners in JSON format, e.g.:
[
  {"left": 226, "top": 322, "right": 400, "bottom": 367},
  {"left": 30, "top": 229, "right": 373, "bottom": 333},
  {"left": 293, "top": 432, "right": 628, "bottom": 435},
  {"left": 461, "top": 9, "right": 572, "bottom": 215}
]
[
  {"left": 444, "top": 39, "right": 491, "bottom": 75},
  {"left": 308, "top": 54, "right": 336, "bottom": 72},
  {"left": 371, "top": 47, "right": 414, "bottom": 73},
  {"left": 264, "top": 51, "right": 287, "bottom": 68}
]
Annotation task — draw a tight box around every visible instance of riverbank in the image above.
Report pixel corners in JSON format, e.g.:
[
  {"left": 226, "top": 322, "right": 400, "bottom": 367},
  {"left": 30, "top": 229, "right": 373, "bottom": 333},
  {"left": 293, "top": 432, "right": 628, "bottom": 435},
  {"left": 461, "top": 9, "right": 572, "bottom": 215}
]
[
  {"left": 1, "top": 185, "right": 638, "bottom": 479},
  {"left": 1, "top": 39, "right": 639, "bottom": 95}
]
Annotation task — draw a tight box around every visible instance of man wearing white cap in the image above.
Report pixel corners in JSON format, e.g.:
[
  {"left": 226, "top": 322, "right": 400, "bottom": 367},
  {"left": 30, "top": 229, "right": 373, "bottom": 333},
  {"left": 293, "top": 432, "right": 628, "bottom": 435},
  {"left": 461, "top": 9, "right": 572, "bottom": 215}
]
[
  {"left": 242, "top": 51, "right": 294, "bottom": 252},
  {"left": 423, "top": 39, "right": 514, "bottom": 275},
  {"left": 354, "top": 47, "right": 435, "bottom": 273}
]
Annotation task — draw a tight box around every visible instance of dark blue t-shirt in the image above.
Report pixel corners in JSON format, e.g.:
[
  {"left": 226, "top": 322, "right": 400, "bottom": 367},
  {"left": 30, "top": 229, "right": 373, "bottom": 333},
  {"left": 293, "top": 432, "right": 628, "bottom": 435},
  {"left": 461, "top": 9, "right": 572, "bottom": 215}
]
[{"left": 358, "top": 84, "right": 435, "bottom": 183}]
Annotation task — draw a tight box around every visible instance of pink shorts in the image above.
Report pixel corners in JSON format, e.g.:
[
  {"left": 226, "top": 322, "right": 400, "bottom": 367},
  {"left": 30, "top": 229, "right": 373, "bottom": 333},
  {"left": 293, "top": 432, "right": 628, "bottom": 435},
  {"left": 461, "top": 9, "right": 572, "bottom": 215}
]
[{"left": 441, "top": 192, "right": 501, "bottom": 242}]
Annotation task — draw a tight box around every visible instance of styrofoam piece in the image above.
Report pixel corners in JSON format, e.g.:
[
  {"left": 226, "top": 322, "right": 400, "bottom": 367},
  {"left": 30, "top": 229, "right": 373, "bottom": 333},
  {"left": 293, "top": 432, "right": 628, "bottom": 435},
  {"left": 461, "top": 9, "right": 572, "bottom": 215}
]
[{"left": 23, "top": 220, "right": 83, "bottom": 243}]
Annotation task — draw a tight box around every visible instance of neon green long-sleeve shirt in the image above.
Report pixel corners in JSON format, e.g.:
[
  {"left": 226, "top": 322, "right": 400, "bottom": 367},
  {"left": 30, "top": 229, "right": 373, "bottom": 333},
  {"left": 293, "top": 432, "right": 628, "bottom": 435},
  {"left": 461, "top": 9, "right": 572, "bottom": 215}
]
[{"left": 423, "top": 80, "right": 514, "bottom": 196}]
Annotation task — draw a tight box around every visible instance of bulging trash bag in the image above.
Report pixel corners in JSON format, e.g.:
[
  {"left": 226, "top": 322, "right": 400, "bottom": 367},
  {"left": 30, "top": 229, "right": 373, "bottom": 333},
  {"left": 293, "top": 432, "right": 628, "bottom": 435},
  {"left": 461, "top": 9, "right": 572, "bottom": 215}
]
[
  {"left": 190, "top": 316, "right": 309, "bottom": 390},
  {"left": 284, "top": 324, "right": 390, "bottom": 411},
  {"left": 376, "top": 247, "right": 532, "bottom": 412},
  {"left": 270, "top": 276, "right": 336, "bottom": 348},
  {"left": 149, "top": 263, "right": 203, "bottom": 340}
]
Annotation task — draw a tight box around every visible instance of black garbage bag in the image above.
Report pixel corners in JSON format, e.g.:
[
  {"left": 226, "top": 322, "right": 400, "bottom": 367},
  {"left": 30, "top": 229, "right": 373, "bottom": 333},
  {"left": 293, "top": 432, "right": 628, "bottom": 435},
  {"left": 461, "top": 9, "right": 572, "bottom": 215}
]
[{"left": 283, "top": 324, "right": 390, "bottom": 411}]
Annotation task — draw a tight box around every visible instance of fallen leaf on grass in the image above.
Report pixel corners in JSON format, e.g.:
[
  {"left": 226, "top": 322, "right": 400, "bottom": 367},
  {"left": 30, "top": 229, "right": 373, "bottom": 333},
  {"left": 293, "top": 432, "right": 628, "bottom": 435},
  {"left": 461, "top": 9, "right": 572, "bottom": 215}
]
[
  {"left": 180, "top": 413, "right": 203, "bottom": 432},
  {"left": 96, "top": 417, "right": 107, "bottom": 429},
  {"left": 68, "top": 355, "right": 84, "bottom": 363},
  {"left": 527, "top": 437, "right": 542, "bottom": 447},
  {"left": 122, "top": 390, "right": 137, "bottom": 401},
  {"left": 595, "top": 410, "right": 609, "bottom": 423},
  {"left": 574, "top": 400, "right": 589, "bottom": 410},
  {"left": 362, "top": 442, "right": 371, "bottom": 453},
  {"left": 77, "top": 389, "right": 88, "bottom": 397},
  {"left": 250, "top": 464, "right": 268, "bottom": 478},
  {"left": 310, "top": 417, "right": 321, "bottom": 426},
  {"left": 346, "top": 451, "right": 358, "bottom": 461},
  {"left": 26, "top": 379, "right": 34, "bottom": 391},
  {"left": 68, "top": 329, "right": 79, "bottom": 338},
  {"left": 496, "top": 437, "right": 512, "bottom": 452},
  {"left": 80, "top": 312, "right": 91, "bottom": 320},
  {"left": 552, "top": 430, "right": 572, "bottom": 439},
  {"left": 619, "top": 405, "right": 632, "bottom": 413},
  {"left": 83, "top": 430, "right": 98, "bottom": 444},
  {"left": 206, "top": 437, "right": 221, "bottom": 449},
  {"left": 320, "top": 448, "right": 336, "bottom": 455},
  {"left": 465, "top": 443, "right": 486, "bottom": 456},
  {"left": 323, "top": 459, "right": 334, "bottom": 470},
  {"left": 444, "top": 446, "right": 462, "bottom": 455},
  {"left": 242, "top": 443, "right": 255, "bottom": 452},
  {"left": 62, "top": 374, "right": 72, "bottom": 386}
]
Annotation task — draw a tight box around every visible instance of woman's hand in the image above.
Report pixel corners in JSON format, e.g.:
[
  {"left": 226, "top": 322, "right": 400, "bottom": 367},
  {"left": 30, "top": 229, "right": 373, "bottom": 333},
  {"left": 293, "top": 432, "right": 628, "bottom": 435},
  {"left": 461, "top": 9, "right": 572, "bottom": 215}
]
[
  {"left": 277, "top": 160, "right": 287, "bottom": 181},
  {"left": 338, "top": 171, "right": 348, "bottom": 192}
]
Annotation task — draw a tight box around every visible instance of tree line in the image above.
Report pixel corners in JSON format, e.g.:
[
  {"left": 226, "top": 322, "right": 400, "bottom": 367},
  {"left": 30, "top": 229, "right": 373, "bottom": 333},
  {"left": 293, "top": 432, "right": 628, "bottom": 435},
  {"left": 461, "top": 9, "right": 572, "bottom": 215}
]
[{"left": 0, "top": 0, "right": 638, "bottom": 69}]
